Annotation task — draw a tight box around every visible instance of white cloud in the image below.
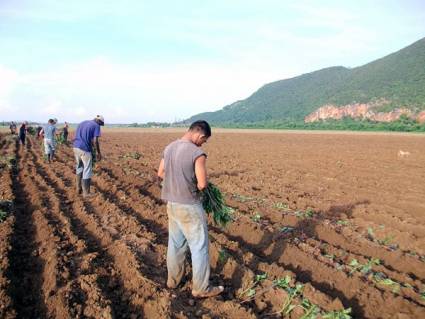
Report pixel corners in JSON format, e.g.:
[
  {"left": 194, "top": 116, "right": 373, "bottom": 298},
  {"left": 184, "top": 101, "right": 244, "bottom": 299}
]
[{"left": 0, "top": 57, "right": 289, "bottom": 123}]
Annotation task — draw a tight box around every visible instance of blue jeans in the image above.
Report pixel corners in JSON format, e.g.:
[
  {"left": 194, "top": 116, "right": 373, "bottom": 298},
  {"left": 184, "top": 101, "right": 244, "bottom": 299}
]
[
  {"left": 44, "top": 138, "right": 56, "bottom": 155},
  {"left": 73, "top": 147, "right": 93, "bottom": 179},
  {"left": 167, "top": 201, "right": 210, "bottom": 293}
]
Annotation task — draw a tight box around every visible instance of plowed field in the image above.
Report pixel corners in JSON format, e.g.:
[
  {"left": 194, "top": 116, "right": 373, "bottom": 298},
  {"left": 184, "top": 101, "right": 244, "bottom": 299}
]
[{"left": 0, "top": 130, "right": 424, "bottom": 318}]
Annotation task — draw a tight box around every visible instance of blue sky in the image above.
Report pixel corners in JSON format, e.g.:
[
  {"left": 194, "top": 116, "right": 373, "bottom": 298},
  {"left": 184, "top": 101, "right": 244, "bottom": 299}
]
[{"left": 0, "top": 0, "right": 424, "bottom": 123}]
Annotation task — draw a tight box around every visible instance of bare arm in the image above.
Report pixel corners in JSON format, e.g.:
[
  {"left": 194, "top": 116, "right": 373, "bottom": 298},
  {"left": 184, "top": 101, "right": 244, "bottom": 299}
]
[
  {"left": 157, "top": 158, "right": 165, "bottom": 179},
  {"left": 95, "top": 136, "right": 102, "bottom": 161},
  {"left": 194, "top": 155, "right": 207, "bottom": 190}
]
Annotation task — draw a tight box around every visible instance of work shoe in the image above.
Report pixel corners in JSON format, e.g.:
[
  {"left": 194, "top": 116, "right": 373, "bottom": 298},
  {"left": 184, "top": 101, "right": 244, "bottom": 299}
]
[
  {"left": 82, "top": 178, "right": 95, "bottom": 198},
  {"left": 192, "top": 286, "right": 224, "bottom": 298},
  {"left": 76, "top": 173, "right": 83, "bottom": 194},
  {"left": 166, "top": 279, "right": 178, "bottom": 289}
]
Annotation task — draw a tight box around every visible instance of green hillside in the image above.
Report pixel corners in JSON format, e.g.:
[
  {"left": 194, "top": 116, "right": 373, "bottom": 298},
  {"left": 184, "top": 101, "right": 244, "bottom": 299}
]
[{"left": 187, "top": 37, "right": 425, "bottom": 124}]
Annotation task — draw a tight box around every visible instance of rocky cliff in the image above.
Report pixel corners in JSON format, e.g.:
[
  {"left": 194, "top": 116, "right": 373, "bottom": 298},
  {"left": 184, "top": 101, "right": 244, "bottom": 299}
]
[{"left": 305, "top": 102, "right": 425, "bottom": 123}]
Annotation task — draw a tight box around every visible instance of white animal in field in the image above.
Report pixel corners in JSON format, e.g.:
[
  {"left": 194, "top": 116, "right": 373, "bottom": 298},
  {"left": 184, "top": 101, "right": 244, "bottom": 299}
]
[{"left": 398, "top": 150, "right": 410, "bottom": 158}]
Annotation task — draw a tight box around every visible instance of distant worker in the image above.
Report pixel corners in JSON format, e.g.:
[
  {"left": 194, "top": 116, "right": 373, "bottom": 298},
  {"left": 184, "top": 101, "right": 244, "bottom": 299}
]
[
  {"left": 157, "top": 120, "right": 224, "bottom": 298},
  {"left": 36, "top": 126, "right": 43, "bottom": 139},
  {"left": 9, "top": 122, "right": 17, "bottom": 135},
  {"left": 18, "top": 121, "right": 28, "bottom": 146},
  {"left": 63, "top": 121, "right": 69, "bottom": 143},
  {"left": 73, "top": 115, "right": 104, "bottom": 198},
  {"left": 40, "top": 119, "right": 57, "bottom": 163}
]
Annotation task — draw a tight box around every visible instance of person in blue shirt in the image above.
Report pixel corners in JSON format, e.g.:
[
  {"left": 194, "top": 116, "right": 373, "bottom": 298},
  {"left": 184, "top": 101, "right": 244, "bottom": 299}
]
[{"left": 73, "top": 115, "right": 104, "bottom": 197}]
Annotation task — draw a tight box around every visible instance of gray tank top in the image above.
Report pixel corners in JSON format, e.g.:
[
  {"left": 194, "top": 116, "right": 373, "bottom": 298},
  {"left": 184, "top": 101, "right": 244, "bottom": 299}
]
[{"left": 161, "top": 139, "right": 206, "bottom": 204}]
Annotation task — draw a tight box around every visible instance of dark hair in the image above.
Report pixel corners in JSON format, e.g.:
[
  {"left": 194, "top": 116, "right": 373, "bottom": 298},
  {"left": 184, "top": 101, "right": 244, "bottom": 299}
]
[
  {"left": 48, "top": 119, "right": 54, "bottom": 124},
  {"left": 189, "top": 120, "right": 211, "bottom": 137}
]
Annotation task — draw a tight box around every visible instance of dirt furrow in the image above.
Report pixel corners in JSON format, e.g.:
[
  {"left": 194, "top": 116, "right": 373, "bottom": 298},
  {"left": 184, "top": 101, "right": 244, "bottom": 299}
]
[
  {"left": 93, "top": 161, "right": 350, "bottom": 317},
  {"left": 228, "top": 198, "right": 425, "bottom": 279},
  {"left": 46, "top": 140, "right": 425, "bottom": 318},
  {"left": 0, "top": 135, "right": 17, "bottom": 318},
  {"left": 221, "top": 215, "right": 425, "bottom": 318},
  {"left": 62, "top": 157, "right": 359, "bottom": 316},
  {"left": 95, "top": 160, "right": 425, "bottom": 276},
  {"left": 26, "top": 152, "right": 115, "bottom": 318},
  {"left": 6, "top": 138, "right": 47, "bottom": 318},
  {"left": 49, "top": 147, "right": 260, "bottom": 318},
  {"left": 29, "top": 144, "right": 169, "bottom": 318}
]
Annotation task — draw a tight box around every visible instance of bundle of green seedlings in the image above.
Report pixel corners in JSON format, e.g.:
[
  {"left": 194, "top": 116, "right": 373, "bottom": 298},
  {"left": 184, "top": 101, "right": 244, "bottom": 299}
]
[
  {"left": 91, "top": 145, "right": 97, "bottom": 168},
  {"left": 56, "top": 132, "right": 66, "bottom": 145},
  {"left": 200, "top": 182, "right": 234, "bottom": 227}
]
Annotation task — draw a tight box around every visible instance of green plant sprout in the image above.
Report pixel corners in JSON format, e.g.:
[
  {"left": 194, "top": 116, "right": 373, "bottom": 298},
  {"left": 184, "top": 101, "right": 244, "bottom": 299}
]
[
  {"left": 251, "top": 212, "right": 262, "bottom": 222},
  {"left": 0, "top": 210, "right": 7, "bottom": 223},
  {"left": 232, "top": 194, "right": 253, "bottom": 203},
  {"left": 238, "top": 273, "right": 268, "bottom": 298},
  {"left": 218, "top": 249, "right": 229, "bottom": 264},
  {"left": 325, "top": 254, "right": 336, "bottom": 260},
  {"left": 349, "top": 258, "right": 380, "bottom": 275},
  {"left": 274, "top": 275, "right": 292, "bottom": 290},
  {"left": 322, "top": 308, "right": 352, "bottom": 319},
  {"left": 377, "top": 278, "right": 400, "bottom": 293},
  {"left": 367, "top": 227, "right": 375, "bottom": 239},
  {"left": 378, "top": 235, "right": 394, "bottom": 246},
  {"left": 305, "top": 208, "right": 314, "bottom": 218},
  {"left": 336, "top": 220, "right": 349, "bottom": 226},
  {"left": 295, "top": 209, "right": 315, "bottom": 219},
  {"left": 299, "top": 298, "right": 320, "bottom": 319},
  {"left": 280, "top": 226, "right": 294, "bottom": 234},
  {"left": 122, "top": 152, "right": 142, "bottom": 160},
  {"left": 277, "top": 283, "right": 304, "bottom": 316},
  {"left": 274, "top": 202, "right": 288, "bottom": 210},
  {"left": 271, "top": 275, "right": 351, "bottom": 318},
  {"left": 0, "top": 155, "right": 16, "bottom": 170}
]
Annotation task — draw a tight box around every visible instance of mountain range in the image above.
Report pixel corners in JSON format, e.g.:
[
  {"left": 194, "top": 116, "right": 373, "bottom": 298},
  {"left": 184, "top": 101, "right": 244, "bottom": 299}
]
[{"left": 186, "top": 37, "right": 425, "bottom": 125}]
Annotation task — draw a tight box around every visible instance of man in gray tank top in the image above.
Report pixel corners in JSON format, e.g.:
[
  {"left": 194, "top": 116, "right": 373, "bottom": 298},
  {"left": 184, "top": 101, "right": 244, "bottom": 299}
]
[{"left": 157, "top": 120, "right": 224, "bottom": 298}]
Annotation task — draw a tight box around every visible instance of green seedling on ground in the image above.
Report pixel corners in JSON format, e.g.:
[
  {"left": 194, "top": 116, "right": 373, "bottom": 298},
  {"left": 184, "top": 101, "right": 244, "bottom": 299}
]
[
  {"left": 238, "top": 273, "right": 267, "bottom": 298},
  {"left": 299, "top": 298, "right": 320, "bottom": 319},
  {"left": 0, "top": 210, "right": 7, "bottom": 223},
  {"left": 349, "top": 258, "right": 380, "bottom": 275},
  {"left": 336, "top": 220, "right": 349, "bottom": 226},
  {"left": 325, "top": 254, "right": 336, "bottom": 260},
  {"left": 295, "top": 209, "right": 315, "bottom": 219},
  {"left": 274, "top": 275, "right": 292, "bottom": 290},
  {"left": 277, "top": 283, "right": 304, "bottom": 316},
  {"left": 378, "top": 235, "right": 394, "bottom": 246},
  {"left": 232, "top": 194, "right": 253, "bottom": 203},
  {"left": 367, "top": 227, "right": 375, "bottom": 239},
  {"left": 274, "top": 202, "right": 288, "bottom": 210},
  {"left": 407, "top": 251, "right": 417, "bottom": 257},
  {"left": 322, "top": 308, "right": 352, "bottom": 319},
  {"left": 377, "top": 278, "right": 400, "bottom": 293},
  {"left": 122, "top": 152, "right": 142, "bottom": 160},
  {"left": 421, "top": 290, "right": 425, "bottom": 300},
  {"left": 280, "top": 226, "right": 294, "bottom": 234},
  {"left": 305, "top": 208, "right": 314, "bottom": 218},
  {"left": 0, "top": 155, "right": 16, "bottom": 170},
  {"left": 251, "top": 212, "right": 262, "bottom": 222},
  {"left": 218, "top": 249, "right": 229, "bottom": 264}
]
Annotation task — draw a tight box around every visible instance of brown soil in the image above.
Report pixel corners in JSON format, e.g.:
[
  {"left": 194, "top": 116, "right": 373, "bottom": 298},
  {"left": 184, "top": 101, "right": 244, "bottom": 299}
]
[{"left": 0, "top": 130, "right": 424, "bottom": 318}]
